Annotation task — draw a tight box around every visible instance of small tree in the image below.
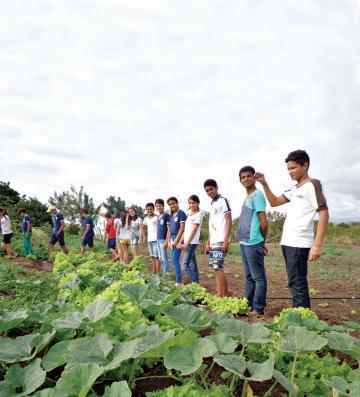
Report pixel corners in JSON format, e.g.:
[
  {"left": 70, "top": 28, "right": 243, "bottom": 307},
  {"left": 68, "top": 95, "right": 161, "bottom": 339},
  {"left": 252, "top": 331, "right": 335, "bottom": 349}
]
[
  {"left": 103, "top": 196, "right": 126, "bottom": 214},
  {"left": 17, "top": 196, "right": 52, "bottom": 227},
  {"left": 49, "top": 185, "right": 101, "bottom": 224}
]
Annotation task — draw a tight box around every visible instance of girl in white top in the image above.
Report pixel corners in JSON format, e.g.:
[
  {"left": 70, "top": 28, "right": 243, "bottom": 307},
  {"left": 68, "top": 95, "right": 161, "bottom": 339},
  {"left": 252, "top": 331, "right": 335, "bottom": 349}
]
[
  {"left": 177, "top": 195, "right": 203, "bottom": 283},
  {"left": 126, "top": 207, "right": 144, "bottom": 257},
  {"left": 0, "top": 208, "right": 17, "bottom": 257},
  {"left": 116, "top": 212, "right": 131, "bottom": 264}
]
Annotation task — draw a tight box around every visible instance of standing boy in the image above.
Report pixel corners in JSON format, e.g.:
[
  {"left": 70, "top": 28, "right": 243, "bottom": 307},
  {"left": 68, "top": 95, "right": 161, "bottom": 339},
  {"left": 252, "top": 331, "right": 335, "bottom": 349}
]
[
  {"left": 103, "top": 212, "right": 118, "bottom": 260},
  {"left": 255, "top": 150, "right": 329, "bottom": 308},
  {"left": 143, "top": 203, "right": 161, "bottom": 274},
  {"left": 155, "top": 199, "right": 171, "bottom": 275},
  {"left": 80, "top": 208, "right": 95, "bottom": 254},
  {"left": 238, "top": 166, "right": 268, "bottom": 317},
  {"left": 204, "top": 179, "right": 231, "bottom": 297},
  {"left": 48, "top": 205, "right": 69, "bottom": 254},
  {"left": 17, "top": 208, "right": 35, "bottom": 256}
]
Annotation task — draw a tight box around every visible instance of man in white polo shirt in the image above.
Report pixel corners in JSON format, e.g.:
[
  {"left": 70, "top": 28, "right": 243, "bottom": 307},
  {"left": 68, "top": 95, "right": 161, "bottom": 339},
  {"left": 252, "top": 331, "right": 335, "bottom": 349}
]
[
  {"left": 255, "top": 150, "right": 329, "bottom": 308},
  {"left": 204, "top": 179, "right": 232, "bottom": 297}
]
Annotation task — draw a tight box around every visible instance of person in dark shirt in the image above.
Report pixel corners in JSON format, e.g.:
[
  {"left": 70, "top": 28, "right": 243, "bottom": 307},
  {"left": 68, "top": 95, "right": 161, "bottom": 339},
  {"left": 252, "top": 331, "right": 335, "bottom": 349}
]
[
  {"left": 47, "top": 205, "right": 69, "bottom": 254},
  {"left": 80, "top": 208, "right": 95, "bottom": 254},
  {"left": 17, "top": 208, "right": 35, "bottom": 256}
]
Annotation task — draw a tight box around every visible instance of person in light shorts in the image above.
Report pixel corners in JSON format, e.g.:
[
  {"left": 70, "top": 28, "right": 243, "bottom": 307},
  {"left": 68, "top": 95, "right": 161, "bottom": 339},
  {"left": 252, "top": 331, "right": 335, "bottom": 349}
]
[
  {"left": 143, "top": 203, "right": 161, "bottom": 274},
  {"left": 204, "top": 179, "right": 231, "bottom": 297}
]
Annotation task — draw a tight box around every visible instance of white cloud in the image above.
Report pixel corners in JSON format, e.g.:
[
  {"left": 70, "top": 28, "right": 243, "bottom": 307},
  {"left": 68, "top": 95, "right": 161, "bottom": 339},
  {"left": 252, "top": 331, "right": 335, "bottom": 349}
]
[{"left": 0, "top": 0, "right": 359, "bottom": 221}]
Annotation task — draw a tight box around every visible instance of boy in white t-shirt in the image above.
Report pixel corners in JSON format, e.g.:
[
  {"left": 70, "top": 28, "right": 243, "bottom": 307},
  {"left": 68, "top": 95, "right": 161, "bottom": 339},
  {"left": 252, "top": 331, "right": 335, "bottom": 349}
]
[
  {"left": 255, "top": 150, "right": 329, "bottom": 308},
  {"left": 204, "top": 179, "right": 231, "bottom": 297},
  {"left": 143, "top": 203, "right": 161, "bottom": 274}
]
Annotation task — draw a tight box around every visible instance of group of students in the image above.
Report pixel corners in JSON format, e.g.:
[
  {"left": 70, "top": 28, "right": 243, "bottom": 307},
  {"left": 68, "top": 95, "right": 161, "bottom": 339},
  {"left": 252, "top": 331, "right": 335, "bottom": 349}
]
[{"left": 0, "top": 150, "right": 328, "bottom": 316}]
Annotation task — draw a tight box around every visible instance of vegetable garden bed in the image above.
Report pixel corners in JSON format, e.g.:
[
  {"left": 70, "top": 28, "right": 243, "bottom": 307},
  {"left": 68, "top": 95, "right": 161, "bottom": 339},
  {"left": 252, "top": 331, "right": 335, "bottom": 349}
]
[{"left": 0, "top": 253, "right": 359, "bottom": 396}]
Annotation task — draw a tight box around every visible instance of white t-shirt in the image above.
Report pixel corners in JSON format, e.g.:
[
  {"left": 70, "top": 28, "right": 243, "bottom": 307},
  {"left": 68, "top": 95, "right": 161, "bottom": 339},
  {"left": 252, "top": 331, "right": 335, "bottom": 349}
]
[
  {"left": 184, "top": 212, "right": 203, "bottom": 245},
  {"left": 114, "top": 218, "right": 121, "bottom": 235},
  {"left": 130, "top": 218, "right": 143, "bottom": 237},
  {"left": 209, "top": 195, "right": 231, "bottom": 245},
  {"left": 1, "top": 215, "right": 12, "bottom": 235},
  {"left": 281, "top": 179, "right": 327, "bottom": 248},
  {"left": 143, "top": 215, "right": 158, "bottom": 242}
]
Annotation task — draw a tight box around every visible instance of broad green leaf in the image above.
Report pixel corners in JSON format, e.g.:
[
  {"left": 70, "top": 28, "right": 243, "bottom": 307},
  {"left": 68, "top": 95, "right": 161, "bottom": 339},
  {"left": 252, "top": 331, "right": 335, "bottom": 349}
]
[
  {"left": 0, "top": 358, "right": 46, "bottom": 396},
  {"left": 125, "top": 324, "right": 160, "bottom": 337},
  {"left": 326, "top": 332, "right": 355, "bottom": 351},
  {"left": 164, "top": 345, "right": 203, "bottom": 375},
  {"left": 273, "top": 369, "right": 297, "bottom": 396},
  {"left": 42, "top": 340, "right": 71, "bottom": 372},
  {"left": 163, "top": 304, "right": 212, "bottom": 330},
  {"left": 324, "top": 376, "right": 349, "bottom": 394},
  {"left": 204, "top": 333, "right": 238, "bottom": 353},
  {"left": 55, "top": 363, "right": 103, "bottom": 397},
  {"left": 213, "top": 354, "right": 246, "bottom": 376},
  {"left": 0, "top": 310, "right": 28, "bottom": 332},
  {"left": 348, "top": 368, "right": 360, "bottom": 382},
  {"left": 102, "top": 381, "right": 131, "bottom": 397},
  {"left": 194, "top": 338, "right": 218, "bottom": 357},
  {"left": 0, "top": 334, "right": 35, "bottom": 363},
  {"left": 246, "top": 354, "right": 275, "bottom": 381},
  {"left": 218, "top": 319, "right": 270, "bottom": 343},
  {"left": 121, "top": 283, "right": 149, "bottom": 302},
  {"left": 32, "top": 331, "right": 56, "bottom": 356},
  {"left": 140, "top": 299, "right": 173, "bottom": 316},
  {"left": 141, "top": 330, "right": 198, "bottom": 358},
  {"left": 66, "top": 333, "right": 113, "bottom": 368},
  {"left": 208, "top": 312, "right": 231, "bottom": 323},
  {"left": 279, "top": 326, "right": 327, "bottom": 353},
  {"left": 105, "top": 339, "right": 140, "bottom": 370},
  {"left": 84, "top": 299, "right": 113, "bottom": 323},
  {"left": 52, "top": 311, "right": 85, "bottom": 330},
  {"left": 106, "top": 330, "right": 175, "bottom": 370}
]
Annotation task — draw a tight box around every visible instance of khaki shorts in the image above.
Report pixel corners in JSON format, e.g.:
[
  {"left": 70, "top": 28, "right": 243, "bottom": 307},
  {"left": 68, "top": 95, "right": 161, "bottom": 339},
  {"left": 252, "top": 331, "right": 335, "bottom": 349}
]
[{"left": 119, "top": 239, "right": 131, "bottom": 245}]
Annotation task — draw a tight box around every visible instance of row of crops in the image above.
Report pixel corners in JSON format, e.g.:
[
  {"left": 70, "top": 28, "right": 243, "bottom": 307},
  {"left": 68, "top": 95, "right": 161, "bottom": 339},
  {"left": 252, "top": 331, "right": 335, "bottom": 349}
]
[{"left": 0, "top": 253, "right": 359, "bottom": 396}]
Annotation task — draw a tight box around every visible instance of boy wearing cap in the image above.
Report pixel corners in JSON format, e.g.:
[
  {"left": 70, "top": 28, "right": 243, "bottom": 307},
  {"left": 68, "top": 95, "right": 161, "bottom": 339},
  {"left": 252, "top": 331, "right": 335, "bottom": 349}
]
[{"left": 48, "top": 206, "right": 69, "bottom": 254}]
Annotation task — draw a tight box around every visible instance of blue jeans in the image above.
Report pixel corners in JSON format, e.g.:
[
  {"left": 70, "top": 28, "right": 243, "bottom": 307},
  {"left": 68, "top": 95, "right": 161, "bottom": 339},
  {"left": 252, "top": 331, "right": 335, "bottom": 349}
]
[
  {"left": 171, "top": 235, "right": 182, "bottom": 283},
  {"left": 182, "top": 244, "right": 199, "bottom": 283},
  {"left": 240, "top": 242, "right": 267, "bottom": 313},
  {"left": 157, "top": 239, "right": 169, "bottom": 274},
  {"left": 281, "top": 245, "right": 311, "bottom": 308}
]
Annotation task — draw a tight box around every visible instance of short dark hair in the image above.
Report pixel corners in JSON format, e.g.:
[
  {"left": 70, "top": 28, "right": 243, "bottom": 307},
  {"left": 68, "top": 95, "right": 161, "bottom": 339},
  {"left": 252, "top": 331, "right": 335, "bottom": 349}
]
[
  {"left": 188, "top": 194, "right": 200, "bottom": 204},
  {"left": 146, "top": 203, "right": 155, "bottom": 209},
  {"left": 105, "top": 212, "right": 112, "bottom": 219},
  {"left": 203, "top": 179, "right": 218, "bottom": 188},
  {"left": 17, "top": 208, "right": 26, "bottom": 215},
  {"left": 155, "top": 198, "right": 164, "bottom": 206},
  {"left": 167, "top": 196, "right": 178, "bottom": 204},
  {"left": 239, "top": 166, "right": 255, "bottom": 176},
  {"left": 81, "top": 208, "right": 89, "bottom": 215},
  {"left": 285, "top": 150, "right": 310, "bottom": 166}
]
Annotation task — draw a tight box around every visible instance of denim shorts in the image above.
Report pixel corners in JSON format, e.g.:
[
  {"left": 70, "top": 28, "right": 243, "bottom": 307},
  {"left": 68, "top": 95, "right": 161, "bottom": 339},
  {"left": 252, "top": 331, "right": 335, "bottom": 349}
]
[
  {"left": 147, "top": 241, "right": 159, "bottom": 257},
  {"left": 107, "top": 238, "right": 116, "bottom": 250},
  {"left": 50, "top": 232, "right": 65, "bottom": 247},
  {"left": 81, "top": 234, "right": 94, "bottom": 248},
  {"left": 131, "top": 235, "right": 139, "bottom": 246}
]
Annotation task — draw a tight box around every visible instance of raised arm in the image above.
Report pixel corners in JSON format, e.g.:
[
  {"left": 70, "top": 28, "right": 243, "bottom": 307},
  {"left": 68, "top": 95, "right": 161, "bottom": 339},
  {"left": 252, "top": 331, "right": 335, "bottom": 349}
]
[{"left": 255, "top": 172, "right": 288, "bottom": 207}]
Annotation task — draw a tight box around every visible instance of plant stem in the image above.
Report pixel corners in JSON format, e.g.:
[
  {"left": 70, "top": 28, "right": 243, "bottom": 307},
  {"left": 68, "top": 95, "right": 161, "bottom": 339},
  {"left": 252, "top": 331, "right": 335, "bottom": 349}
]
[
  {"left": 203, "top": 361, "right": 215, "bottom": 383},
  {"left": 229, "top": 374, "right": 238, "bottom": 391},
  {"left": 241, "top": 379, "right": 248, "bottom": 397},
  {"left": 264, "top": 380, "right": 278, "bottom": 397},
  {"left": 134, "top": 374, "right": 182, "bottom": 383},
  {"left": 291, "top": 352, "right": 298, "bottom": 384},
  {"left": 241, "top": 344, "right": 246, "bottom": 356}
]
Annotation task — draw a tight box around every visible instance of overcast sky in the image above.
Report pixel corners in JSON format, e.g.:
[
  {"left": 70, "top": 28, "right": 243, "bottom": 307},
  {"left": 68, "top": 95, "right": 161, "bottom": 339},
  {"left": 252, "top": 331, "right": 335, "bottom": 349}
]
[{"left": 1, "top": 0, "right": 359, "bottom": 221}]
